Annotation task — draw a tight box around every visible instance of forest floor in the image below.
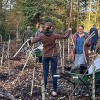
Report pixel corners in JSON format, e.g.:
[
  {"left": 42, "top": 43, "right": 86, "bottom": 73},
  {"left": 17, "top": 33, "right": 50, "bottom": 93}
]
[{"left": 0, "top": 41, "right": 100, "bottom": 100}]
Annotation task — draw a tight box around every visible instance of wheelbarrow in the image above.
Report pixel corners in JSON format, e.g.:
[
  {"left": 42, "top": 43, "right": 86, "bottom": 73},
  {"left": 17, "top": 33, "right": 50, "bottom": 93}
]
[
  {"left": 31, "top": 49, "right": 42, "bottom": 57},
  {"left": 54, "top": 69, "right": 100, "bottom": 99}
]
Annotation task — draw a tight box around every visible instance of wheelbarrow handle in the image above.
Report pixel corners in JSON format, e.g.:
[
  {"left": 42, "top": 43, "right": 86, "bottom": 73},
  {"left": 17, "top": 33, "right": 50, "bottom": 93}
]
[{"left": 13, "top": 39, "right": 31, "bottom": 57}]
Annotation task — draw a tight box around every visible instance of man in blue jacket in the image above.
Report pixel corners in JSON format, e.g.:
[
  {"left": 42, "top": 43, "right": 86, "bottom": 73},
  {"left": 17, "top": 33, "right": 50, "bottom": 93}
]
[{"left": 90, "top": 24, "right": 98, "bottom": 51}]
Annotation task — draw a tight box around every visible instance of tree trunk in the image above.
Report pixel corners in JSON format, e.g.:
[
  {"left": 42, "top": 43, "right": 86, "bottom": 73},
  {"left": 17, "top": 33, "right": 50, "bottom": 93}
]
[
  {"left": 0, "top": 0, "right": 2, "bottom": 15},
  {"left": 68, "top": 0, "right": 73, "bottom": 28},
  {"left": 68, "top": 0, "right": 73, "bottom": 60}
]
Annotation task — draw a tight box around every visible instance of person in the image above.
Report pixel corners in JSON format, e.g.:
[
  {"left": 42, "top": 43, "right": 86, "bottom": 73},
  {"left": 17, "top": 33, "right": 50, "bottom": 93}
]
[
  {"left": 90, "top": 24, "right": 98, "bottom": 52},
  {"left": 70, "top": 25, "right": 91, "bottom": 74},
  {"left": 35, "top": 23, "right": 44, "bottom": 63},
  {"left": 29, "top": 22, "right": 72, "bottom": 96},
  {"left": 23, "top": 26, "right": 33, "bottom": 42},
  {"left": 35, "top": 23, "right": 44, "bottom": 47},
  {"left": 23, "top": 26, "right": 33, "bottom": 52}
]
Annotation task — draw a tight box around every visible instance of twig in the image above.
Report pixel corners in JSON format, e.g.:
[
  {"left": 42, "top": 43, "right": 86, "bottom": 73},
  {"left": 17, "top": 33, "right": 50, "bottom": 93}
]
[{"left": 21, "top": 50, "right": 32, "bottom": 73}]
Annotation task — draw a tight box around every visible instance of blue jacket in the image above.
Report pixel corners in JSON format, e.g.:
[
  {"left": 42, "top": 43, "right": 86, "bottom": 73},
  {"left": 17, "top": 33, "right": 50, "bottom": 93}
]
[
  {"left": 75, "top": 32, "right": 87, "bottom": 54},
  {"left": 90, "top": 27, "right": 98, "bottom": 43}
]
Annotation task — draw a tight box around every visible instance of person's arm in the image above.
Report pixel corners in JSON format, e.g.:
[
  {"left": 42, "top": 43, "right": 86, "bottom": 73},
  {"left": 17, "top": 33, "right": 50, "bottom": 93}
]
[
  {"left": 29, "top": 36, "right": 41, "bottom": 45},
  {"left": 54, "top": 29, "right": 72, "bottom": 39}
]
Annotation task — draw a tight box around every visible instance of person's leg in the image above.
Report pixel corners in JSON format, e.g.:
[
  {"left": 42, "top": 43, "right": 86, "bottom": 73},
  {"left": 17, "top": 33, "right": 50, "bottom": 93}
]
[
  {"left": 78, "top": 54, "right": 85, "bottom": 66},
  {"left": 70, "top": 54, "right": 80, "bottom": 73},
  {"left": 42, "top": 57, "right": 49, "bottom": 89},
  {"left": 39, "top": 56, "right": 42, "bottom": 63},
  {"left": 78, "top": 54, "right": 85, "bottom": 74},
  {"left": 74, "top": 54, "right": 79, "bottom": 67},
  {"left": 50, "top": 56, "right": 57, "bottom": 92}
]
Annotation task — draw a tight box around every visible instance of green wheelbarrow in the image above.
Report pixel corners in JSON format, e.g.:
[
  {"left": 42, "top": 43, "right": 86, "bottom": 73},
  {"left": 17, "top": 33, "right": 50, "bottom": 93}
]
[
  {"left": 31, "top": 49, "right": 42, "bottom": 57},
  {"left": 54, "top": 70, "right": 100, "bottom": 99},
  {"left": 71, "top": 70, "right": 100, "bottom": 85}
]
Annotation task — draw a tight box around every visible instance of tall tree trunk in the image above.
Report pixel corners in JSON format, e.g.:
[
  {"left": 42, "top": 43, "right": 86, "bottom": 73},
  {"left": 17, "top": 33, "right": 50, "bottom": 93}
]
[
  {"left": 77, "top": 0, "right": 80, "bottom": 31},
  {"left": 88, "top": 0, "right": 92, "bottom": 31},
  {"left": 68, "top": 0, "right": 73, "bottom": 28},
  {"left": 0, "top": 0, "right": 3, "bottom": 18},
  {"left": 68, "top": 0, "right": 73, "bottom": 60},
  {"left": 16, "top": 16, "right": 22, "bottom": 42}
]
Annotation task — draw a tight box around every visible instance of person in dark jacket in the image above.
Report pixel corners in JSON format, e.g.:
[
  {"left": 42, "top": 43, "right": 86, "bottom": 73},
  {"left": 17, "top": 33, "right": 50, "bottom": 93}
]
[
  {"left": 23, "top": 26, "right": 33, "bottom": 52},
  {"left": 30, "top": 22, "right": 72, "bottom": 96},
  {"left": 90, "top": 24, "right": 98, "bottom": 51},
  {"left": 23, "top": 26, "right": 33, "bottom": 42}
]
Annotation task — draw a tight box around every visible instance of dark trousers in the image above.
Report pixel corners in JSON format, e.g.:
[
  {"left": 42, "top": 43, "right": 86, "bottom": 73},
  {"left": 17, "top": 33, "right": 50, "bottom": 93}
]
[
  {"left": 42, "top": 56, "right": 57, "bottom": 91},
  {"left": 38, "top": 56, "right": 42, "bottom": 63},
  {"left": 80, "top": 64, "right": 88, "bottom": 74}
]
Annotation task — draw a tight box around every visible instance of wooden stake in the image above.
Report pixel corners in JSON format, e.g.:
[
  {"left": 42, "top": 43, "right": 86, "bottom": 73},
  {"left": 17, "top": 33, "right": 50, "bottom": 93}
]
[
  {"left": 1, "top": 44, "right": 5, "bottom": 66},
  {"left": 62, "top": 40, "right": 65, "bottom": 73},
  {"left": 31, "top": 66, "right": 36, "bottom": 95},
  {"left": 59, "top": 40, "right": 63, "bottom": 69},
  {"left": 7, "top": 36, "right": 11, "bottom": 75},
  {"left": 31, "top": 55, "right": 36, "bottom": 96},
  {"left": 41, "top": 79, "right": 45, "bottom": 100}
]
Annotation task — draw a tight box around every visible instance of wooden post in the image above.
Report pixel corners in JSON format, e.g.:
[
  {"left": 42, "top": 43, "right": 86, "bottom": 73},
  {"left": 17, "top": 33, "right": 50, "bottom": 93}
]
[
  {"left": 7, "top": 35, "right": 11, "bottom": 75},
  {"left": 31, "top": 55, "right": 36, "bottom": 96},
  {"left": 59, "top": 40, "right": 62, "bottom": 66},
  {"left": 68, "top": 0, "right": 73, "bottom": 60},
  {"left": 1, "top": 44, "right": 5, "bottom": 66},
  {"left": 92, "top": 62, "right": 95, "bottom": 100},
  {"left": 41, "top": 79, "right": 45, "bottom": 100},
  {"left": 22, "top": 50, "right": 32, "bottom": 73},
  {"left": 0, "top": 35, "right": 2, "bottom": 41},
  {"left": 31, "top": 64, "right": 36, "bottom": 95},
  {"left": 62, "top": 40, "right": 65, "bottom": 73}
]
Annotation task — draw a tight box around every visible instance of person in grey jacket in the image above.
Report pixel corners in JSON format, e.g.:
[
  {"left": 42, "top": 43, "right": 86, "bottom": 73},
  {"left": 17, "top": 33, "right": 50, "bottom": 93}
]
[
  {"left": 35, "top": 23, "right": 44, "bottom": 63},
  {"left": 35, "top": 23, "right": 44, "bottom": 47}
]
